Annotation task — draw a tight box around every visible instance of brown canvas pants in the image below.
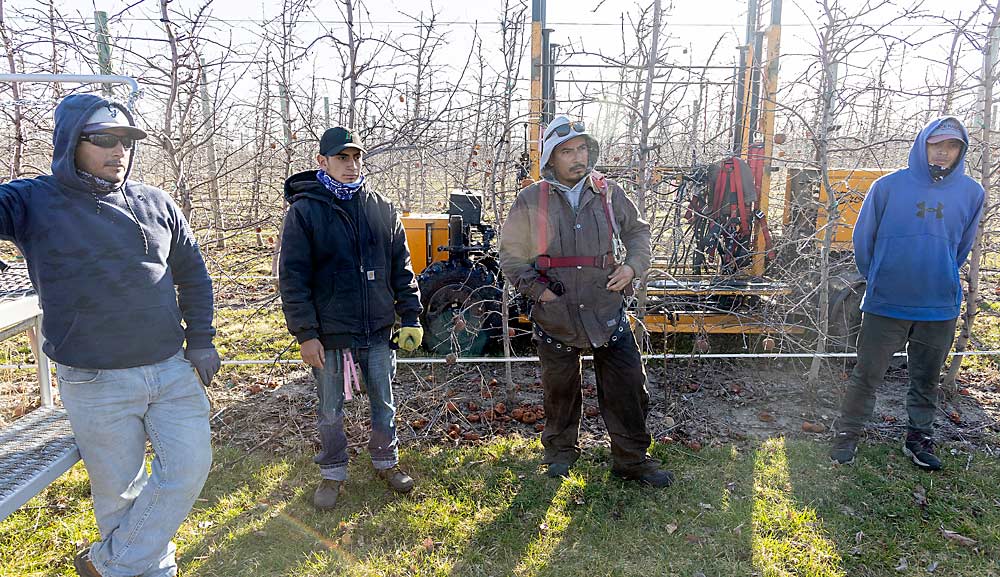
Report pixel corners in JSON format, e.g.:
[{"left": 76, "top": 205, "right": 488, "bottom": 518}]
[{"left": 534, "top": 321, "right": 659, "bottom": 474}]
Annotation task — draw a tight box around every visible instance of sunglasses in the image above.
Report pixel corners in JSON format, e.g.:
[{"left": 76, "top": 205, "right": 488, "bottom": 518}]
[
  {"left": 79, "top": 133, "right": 135, "bottom": 150},
  {"left": 546, "top": 121, "right": 586, "bottom": 140}
]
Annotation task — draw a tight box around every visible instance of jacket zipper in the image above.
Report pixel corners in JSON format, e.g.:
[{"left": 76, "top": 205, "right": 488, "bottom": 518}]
[{"left": 330, "top": 198, "right": 370, "bottom": 343}]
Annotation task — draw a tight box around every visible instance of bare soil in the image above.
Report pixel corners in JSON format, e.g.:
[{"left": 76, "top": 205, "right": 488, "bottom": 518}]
[{"left": 205, "top": 355, "right": 1000, "bottom": 462}]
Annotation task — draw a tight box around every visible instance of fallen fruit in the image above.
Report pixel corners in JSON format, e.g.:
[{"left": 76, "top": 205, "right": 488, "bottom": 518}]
[
  {"left": 445, "top": 401, "right": 458, "bottom": 413},
  {"left": 410, "top": 418, "right": 428, "bottom": 429},
  {"left": 462, "top": 432, "right": 480, "bottom": 441},
  {"left": 686, "top": 440, "right": 702, "bottom": 451},
  {"left": 522, "top": 411, "right": 538, "bottom": 424},
  {"left": 467, "top": 413, "right": 481, "bottom": 423},
  {"left": 762, "top": 337, "right": 776, "bottom": 352},
  {"left": 534, "top": 423, "right": 545, "bottom": 432},
  {"left": 584, "top": 406, "right": 600, "bottom": 418},
  {"left": 758, "top": 411, "right": 775, "bottom": 422},
  {"left": 801, "top": 421, "right": 827, "bottom": 433},
  {"left": 511, "top": 407, "right": 524, "bottom": 420},
  {"left": 467, "top": 401, "right": 479, "bottom": 411},
  {"left": 445, "top": 353, "right": 458, "bottom": 365},
  {"left": 494, "top": 402, "right": 507, "bottom": 415}
]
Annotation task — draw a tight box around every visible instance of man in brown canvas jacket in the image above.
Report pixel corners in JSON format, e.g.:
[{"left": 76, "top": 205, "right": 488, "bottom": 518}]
[{"left": 499, "top": 115, "right": 673, "bottom": 487}]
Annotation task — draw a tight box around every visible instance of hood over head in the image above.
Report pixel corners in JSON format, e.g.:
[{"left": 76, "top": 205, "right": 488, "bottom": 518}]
[
  {"left": 52, "top": 94, "right": 141, "bottom": 189},
  {"left": 540, "top": 115, "right": 600, "bottom": 182},
  {"left": 908, "top": 115, "right": 970, "bottom": 184}
]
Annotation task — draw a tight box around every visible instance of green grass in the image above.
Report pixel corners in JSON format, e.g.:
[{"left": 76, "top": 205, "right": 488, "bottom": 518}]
[{"left": 2, "top": 436, "right": 999, "bottom": 576}]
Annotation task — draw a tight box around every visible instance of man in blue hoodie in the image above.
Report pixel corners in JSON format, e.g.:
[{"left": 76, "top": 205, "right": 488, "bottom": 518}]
[
  {"left": 0, "top": 94, "right": 219, "bottom": 576},
  {"left": 830, "top": 117, "right": 984, "bottom": 471},
  {"left": 279, "top": 127, "right": 423, "bottom": 509}
]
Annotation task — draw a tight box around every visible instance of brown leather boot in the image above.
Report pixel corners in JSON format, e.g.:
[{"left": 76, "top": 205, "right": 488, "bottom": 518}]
[
  {"left": 377, "top": 466, "right": 414, "bottom": 493},
  {"left": 313, "top": 479, "right": 343, "bottom": 510}
]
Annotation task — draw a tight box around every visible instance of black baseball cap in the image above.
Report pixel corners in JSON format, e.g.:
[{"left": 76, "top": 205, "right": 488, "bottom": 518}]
[{"left": 319, "top": 126, "right": 366, "bottom": 156}]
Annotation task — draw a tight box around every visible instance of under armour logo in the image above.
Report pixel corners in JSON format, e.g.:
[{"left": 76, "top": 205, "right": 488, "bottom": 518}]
[
  {"left": 916, "top": 201, "right": 944, "bottom": 219},
  {"left": 106, "top": 105, "right": 118, "bottom": 118}
]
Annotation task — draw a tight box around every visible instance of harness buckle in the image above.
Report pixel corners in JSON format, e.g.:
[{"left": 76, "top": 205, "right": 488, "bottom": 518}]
[{"left": 535, "top": 255, "right": 551, "bottom": 272}]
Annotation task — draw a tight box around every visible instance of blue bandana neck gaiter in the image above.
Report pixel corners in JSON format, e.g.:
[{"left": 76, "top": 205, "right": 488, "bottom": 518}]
[{"left": 317, "top": 170, "right": 365, "bottom": 200}]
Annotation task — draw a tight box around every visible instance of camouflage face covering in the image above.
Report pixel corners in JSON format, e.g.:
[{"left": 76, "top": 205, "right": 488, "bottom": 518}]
[{"left": 76, "top": 169, "right": 118, "bottom": 193}]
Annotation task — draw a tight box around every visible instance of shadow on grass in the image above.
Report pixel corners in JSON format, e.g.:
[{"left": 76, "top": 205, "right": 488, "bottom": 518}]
[
  {"left": 781, "top": 438, "right": 1000, "bottom": 577},
  {"left": 178, "top": 445, "right": 412, "bottom": 577}
]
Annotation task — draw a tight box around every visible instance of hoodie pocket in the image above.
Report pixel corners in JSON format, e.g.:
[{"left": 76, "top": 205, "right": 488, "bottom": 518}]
[
  {"left": 870, "top": 236, "right": 958, "bottom": 308},
  {"left": 50, "top": 305, "right": 186, "bottom": 366}
]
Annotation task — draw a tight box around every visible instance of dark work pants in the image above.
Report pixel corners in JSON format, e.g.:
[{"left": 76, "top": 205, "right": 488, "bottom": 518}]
[
  {"left": 535, "top": 325, "right": 656, "bottom": 474},
  {"left": 835, "top": 312, "right": 957, "bottom": 436}
]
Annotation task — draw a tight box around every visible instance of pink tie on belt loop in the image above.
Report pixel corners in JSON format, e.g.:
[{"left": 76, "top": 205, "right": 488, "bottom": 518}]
[{"left": 343, "top": 349, "right": 361, "bottom": 401}]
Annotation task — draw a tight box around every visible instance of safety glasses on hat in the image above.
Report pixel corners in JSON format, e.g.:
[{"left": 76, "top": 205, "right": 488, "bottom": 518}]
[
  {"left": 79, "top": 133, "right": 135, "bottom": 150},
  {"left": 546, "top": 120, "right": 586, "bottom": 141}
]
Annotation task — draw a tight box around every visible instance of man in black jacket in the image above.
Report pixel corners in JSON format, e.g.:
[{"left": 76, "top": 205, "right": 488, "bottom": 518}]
[{"left": 279, "top": 127, "right": 423, "bottom": 509}]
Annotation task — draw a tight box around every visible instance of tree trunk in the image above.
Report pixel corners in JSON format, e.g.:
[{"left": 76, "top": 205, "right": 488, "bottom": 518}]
[
  {"left": 633, "top": 0, "right": 661, "bottom": 356},
  {"left": 942, "top": 3, "right": 1000, "bottom": 392},
  {"left": 198, "top": 57, "right": 225, "bottom": 249}
]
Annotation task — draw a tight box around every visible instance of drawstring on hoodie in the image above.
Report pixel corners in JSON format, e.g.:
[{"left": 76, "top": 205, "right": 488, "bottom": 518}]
[
  {"left": 77, "top": 168, "right": 150, "bottom": 255},
  {"left": 120, "top": 187, "right": 150, "bottom": 255}
]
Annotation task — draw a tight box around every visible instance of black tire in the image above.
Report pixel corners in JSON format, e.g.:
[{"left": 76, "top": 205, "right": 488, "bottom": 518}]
[
  {"left": 828, "top": 283, "right": 864, "bottom": 352},
  {"left": 417, "top": 261, "right": 503, "bottom": 356}
]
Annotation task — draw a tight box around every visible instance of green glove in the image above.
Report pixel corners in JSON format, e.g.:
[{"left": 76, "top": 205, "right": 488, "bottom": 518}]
[{"left": 396, "top": 326, "right": 424, "bottom": 352}]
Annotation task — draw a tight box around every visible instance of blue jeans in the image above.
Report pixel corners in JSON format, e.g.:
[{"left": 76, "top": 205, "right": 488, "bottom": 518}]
[
  {"left": 57, "top": 349, "right": 212, "bottom": 577},
  {"left": 313, "top": 341, "right": 398, "bottom": 480}
]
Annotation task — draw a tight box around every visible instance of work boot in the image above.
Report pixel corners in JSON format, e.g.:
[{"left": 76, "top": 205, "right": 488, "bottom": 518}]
[
  {"left": 313, "top": 479, "right": 343, "bottom": 510},
  {"left": 546, "top": 462, "right": 571, "bottom": 478},
  {"left": 612, "top": 466, "right": 675, "bottom": 488},
  {"left": 74, "top": 548, "right": 117, "bottom": 577},
  {"left": 829, "top": 431, "right": 859, "bottom": 465},
  {"left": 377, "top": 466, "right": 415, "bottom": 493},
  {"left": 903, "top": 432, "right": 942, "bottom": 471}
]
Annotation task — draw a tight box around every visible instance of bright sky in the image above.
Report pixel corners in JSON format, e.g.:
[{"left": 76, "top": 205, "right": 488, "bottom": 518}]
[{"left": 7, "top": 0, "right": 995, "bottom": 142}]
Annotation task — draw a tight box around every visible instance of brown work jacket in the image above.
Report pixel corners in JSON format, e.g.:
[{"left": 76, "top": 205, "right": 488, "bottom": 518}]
[{"left": 499, "top": 175, "right": 651, "bottom": 349}]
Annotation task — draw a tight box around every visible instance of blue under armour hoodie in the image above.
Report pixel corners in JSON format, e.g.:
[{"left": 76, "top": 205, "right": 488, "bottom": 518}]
[
  {"left": 0, "top": 94, "right": 215, "bottom": 369},
  {"left": 854, "top": 116, "right": 985, "bottom": 321}
]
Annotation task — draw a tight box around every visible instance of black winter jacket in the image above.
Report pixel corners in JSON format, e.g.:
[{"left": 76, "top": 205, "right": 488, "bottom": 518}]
[{"left": 278, "top": 170, "right": 422, "bottom": 349}]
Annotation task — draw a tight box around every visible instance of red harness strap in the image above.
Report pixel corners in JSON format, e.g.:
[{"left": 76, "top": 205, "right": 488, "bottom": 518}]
[
  {"left": 715, "top": 158, "right": 751, "bottom": 236},
  {"left": 754, "top": 209, "right": 776, "bottom": 260},
  {"left": 535, "top": 175, "right": 616, "bottom": 275}
]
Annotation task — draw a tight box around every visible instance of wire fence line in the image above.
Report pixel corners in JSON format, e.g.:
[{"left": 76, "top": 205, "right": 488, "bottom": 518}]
[{"left": 2, "top": 349, "right": 1000, "bottom": 371}]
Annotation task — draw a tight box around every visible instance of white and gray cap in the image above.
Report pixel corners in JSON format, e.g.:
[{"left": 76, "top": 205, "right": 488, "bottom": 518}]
[
  {"left": 539, "top": 115, "right": 599, "bottom": 169},
  {"left": 82, "top": 104, "right": 147, "bottom": 139}
]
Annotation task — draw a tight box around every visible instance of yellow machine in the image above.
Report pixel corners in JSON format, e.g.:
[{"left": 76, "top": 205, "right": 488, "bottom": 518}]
[
  {"left": 813, "top": 168, "right": 887, "bottom": 250},
  {"left": 402, "top": 213, "right": 450, "bottom": 275}
]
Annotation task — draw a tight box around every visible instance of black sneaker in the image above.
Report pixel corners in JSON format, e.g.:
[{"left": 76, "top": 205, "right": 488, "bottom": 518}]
[
  {"left": 830, "top": 431, "right": 859, "bottom": 465},
  {"left": 903, "top": 432, "right": 941, "bottom": 471}
]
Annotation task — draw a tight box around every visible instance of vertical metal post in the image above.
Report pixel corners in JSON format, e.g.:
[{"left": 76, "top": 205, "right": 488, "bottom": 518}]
[
  {"left": 529, "top": 0, "right": 545, "bottom": 180},
  {"left": 94, "top": 11, "right": 112, "bottom": 95},
  {"left": 34, "top": 315, "right": 52, "bottom": 407},
  {"left": 738, "top": 0, "right": 759, "bottom": 157},
  {"left": 541, "top": 27, "right": 554, "bottom": 124},
  {"left": 752, "top": 0, "right": 781, "bottom": 276}
]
